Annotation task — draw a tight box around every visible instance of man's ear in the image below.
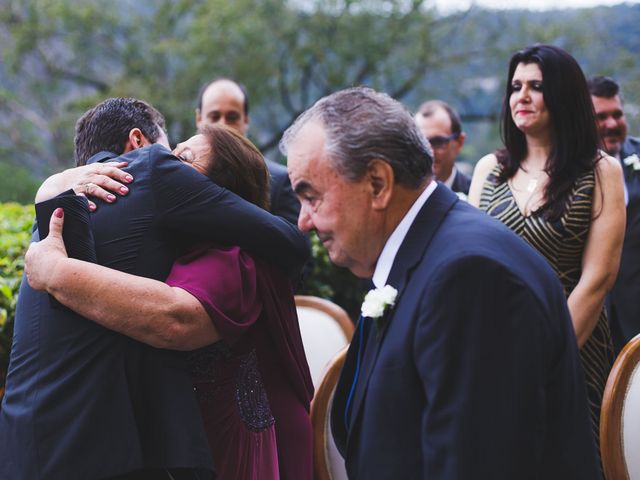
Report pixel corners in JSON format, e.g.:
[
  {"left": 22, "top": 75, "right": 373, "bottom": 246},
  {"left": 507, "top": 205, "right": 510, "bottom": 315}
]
[
  {"left": 123, "top": 128, "right": 151, "bottom": 153},
  {"left": 241, "top": 115, "right": 250, "bottom": 136},
  {"left": 368, "top": 159, "right": 394, "bottom": 210},
  {"left": 453, "top": 132, "right": 466, "bottom": 153}
]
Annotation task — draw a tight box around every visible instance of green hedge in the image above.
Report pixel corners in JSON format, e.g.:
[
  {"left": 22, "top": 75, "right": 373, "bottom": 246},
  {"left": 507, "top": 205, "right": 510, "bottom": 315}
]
[
  {"left": 0, "top": 163, "right": 41, "bottom": 205},
  {"left": 0, "top": 203, "right": 34, "bottom": 389},
  {"left": 0, "top": 203, "right": 365, "bottom": 390}
]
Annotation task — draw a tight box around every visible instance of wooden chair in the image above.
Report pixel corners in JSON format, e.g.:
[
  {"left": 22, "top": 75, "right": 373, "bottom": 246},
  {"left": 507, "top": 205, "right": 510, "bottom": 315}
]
[
  {"left": 295, "top": 295, "right": 354, "bottom": 387},
  {"left": 601, "top": 333, "right": 640, "bottom": 480},
  {"left": 310, "top": 348, "right": 349, "bottom": 480}
]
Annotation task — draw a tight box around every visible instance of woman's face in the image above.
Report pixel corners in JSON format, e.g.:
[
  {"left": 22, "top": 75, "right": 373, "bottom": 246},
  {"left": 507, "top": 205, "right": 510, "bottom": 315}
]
[
  {"left": 172, "top": 134, "right": 213, "bottom": 175},
  {"left": 509, "top": 62, "right": 550, "bottom": 136}
]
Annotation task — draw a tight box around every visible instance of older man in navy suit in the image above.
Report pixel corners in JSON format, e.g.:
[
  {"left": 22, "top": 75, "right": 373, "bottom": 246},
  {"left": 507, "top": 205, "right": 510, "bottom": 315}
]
[
  {"left": 0, "top": 98, "right": 309, "bottom": 479},
  {"left": 281, "top": 87, "right": 600, "bottom": 479}
]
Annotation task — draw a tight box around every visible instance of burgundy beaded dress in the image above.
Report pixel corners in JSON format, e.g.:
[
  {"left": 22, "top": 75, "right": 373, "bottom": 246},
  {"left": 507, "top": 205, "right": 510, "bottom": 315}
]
[{"left": 166, "top": 245, "right": 314, "bottom": 480}]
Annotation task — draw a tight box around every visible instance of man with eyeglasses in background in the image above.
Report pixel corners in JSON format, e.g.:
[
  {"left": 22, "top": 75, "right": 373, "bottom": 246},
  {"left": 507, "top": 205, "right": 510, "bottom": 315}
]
[{"left": 415, "top": 100, "right": 471, "bottom": 196}]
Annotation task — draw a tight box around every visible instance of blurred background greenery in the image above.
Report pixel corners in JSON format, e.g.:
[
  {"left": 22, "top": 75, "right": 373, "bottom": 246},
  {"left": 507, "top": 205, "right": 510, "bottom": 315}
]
[
  {"left": 1, "top": 0, "right": 639, "bottom": 386},
  {"left": 1, "top": 0, "right": 639, "bottom": 193}
]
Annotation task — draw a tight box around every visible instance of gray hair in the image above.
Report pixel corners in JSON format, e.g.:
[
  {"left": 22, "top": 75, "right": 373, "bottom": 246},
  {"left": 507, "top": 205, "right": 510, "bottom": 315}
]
[{"left": 280, "top": 87, "right": 432, "bottom": 188}]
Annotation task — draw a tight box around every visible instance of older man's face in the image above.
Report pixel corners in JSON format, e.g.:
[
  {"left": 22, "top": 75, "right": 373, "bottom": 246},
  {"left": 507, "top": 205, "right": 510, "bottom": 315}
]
[
  {"left": 287, "top": 122, "right": 383, "bottom": 278},
  {"left": 592, "top": 94, "right": 628, "bottom": 156}
]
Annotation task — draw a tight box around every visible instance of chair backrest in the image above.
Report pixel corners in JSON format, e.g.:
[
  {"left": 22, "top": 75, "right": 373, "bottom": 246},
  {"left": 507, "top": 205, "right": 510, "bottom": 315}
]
[
  {"left": 601, "top": 333, "right": 640, "bottom": 480},
  {"left": 310, "top": 347, "right": 349, "bottom": 480},
  {"left": 295, "top": 295, "right": 354, "bottom": 387}
]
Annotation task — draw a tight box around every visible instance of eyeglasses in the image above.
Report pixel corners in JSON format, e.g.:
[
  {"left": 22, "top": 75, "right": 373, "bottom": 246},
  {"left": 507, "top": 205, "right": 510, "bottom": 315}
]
[{"left": 427, "top": 132, "right": 460, "bottom": 149}]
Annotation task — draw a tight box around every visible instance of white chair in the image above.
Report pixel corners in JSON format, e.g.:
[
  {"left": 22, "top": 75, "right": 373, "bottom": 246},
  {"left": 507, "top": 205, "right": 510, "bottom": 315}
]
[
  {"left": 310, "top": 348, "right": 349, "bottom": 480},
  {"left": 295, "top": 295, "right": 354, "bottom": 387},
  {"left": 601, "top": 333, "right": 640, "bottom": 480}
]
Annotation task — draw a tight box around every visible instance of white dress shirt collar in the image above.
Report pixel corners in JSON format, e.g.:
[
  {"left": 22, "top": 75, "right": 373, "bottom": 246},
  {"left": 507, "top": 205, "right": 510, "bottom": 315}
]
[{"left": 372, "top": 180, "right": 437, "bottom": 288}]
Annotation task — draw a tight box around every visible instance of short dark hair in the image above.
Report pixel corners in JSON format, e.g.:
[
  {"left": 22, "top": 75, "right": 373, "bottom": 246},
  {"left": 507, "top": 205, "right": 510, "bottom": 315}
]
[
  {"left": 281, "top": 87, "right": 432, "bottom": 189},
  {"left": 199, "top": 124, "right": 269, "bottom": 210},
  {"left": 499, "top": 44, "right": 600, "bottom": 221},
  {"left": 196, "top": 78, "right": 250, "bottom": 117},
  {"left": 416, "top": 100, "right": 463, "bottom": 135},
  {"left": 588, "top": 76, "right": 622, "bottom": 100},
  {"left": 74, "top": 98, "right": 166, "bottom": 166}
]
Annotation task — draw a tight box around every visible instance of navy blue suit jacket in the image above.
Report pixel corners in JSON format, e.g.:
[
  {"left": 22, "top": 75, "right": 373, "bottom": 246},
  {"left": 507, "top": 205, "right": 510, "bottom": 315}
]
[
  {"left": 609, "top": 136, "right": 640, "bottom": 351},
  {"left": 267, "top": 159, "right": 300, "bottom": 226},
  {"left": 0, "top": 145, "right": 309, "bottom": 479},
  {"left": 331, "top": 185, "right": 600, "bottom": 479}
]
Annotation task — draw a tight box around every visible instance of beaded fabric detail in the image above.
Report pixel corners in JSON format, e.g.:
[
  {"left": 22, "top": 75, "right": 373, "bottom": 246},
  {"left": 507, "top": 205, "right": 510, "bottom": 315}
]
[
  {"left": 187, "top": 341, "right": 231, "bottom": 402},
  {"left": 235, "top": 349, "right": 275, "bottom": 432}
]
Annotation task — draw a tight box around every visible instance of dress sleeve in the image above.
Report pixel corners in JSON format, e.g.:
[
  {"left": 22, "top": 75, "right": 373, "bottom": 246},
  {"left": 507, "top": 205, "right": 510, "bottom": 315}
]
[{"left": 165, "top": 244, "right": 262, "bottom": 346}]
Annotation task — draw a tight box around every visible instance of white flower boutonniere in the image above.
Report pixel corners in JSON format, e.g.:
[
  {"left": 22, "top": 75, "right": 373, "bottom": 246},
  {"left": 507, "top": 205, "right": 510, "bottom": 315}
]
[
  {"left": 456, "top": 191, "right": 468, "bottom": 202},
  {"left": 361, "top": 285, "right": 398, "bottom": 331},
  {"left": 623, "top": 154, "right": 640, "bottom": 171}
]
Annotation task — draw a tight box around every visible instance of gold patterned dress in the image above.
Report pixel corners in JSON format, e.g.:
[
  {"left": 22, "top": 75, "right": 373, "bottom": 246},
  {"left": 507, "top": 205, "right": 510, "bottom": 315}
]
[{"left": 479, "top": 163, "right": 614, "bottom": 447}]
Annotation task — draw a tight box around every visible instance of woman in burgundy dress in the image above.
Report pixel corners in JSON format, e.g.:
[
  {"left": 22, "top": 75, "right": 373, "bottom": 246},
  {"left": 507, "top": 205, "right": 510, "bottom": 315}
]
[{"left": 25, "top": 125, "right": 314, "bottom": 480}]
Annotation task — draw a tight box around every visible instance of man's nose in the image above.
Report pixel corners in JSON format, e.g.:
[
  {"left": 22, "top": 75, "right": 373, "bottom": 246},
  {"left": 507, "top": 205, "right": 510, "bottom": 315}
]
[
  {"left": 603, "top": 116, "right": 618, "bottom": 130},
  {"left": 297, "top": 207, "right": 313, "bottom": 233}
]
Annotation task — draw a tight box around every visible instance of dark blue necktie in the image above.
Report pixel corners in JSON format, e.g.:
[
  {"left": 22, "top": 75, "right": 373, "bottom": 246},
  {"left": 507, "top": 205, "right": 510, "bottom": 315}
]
[{"left": 344, "top": 314, "right": 366, "bottom": 429}]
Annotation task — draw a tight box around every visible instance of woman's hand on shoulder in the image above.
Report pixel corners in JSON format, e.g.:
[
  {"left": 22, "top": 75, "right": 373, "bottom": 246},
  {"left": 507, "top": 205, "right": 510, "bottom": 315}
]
[
  {"left": 467, "top": 154, "right": 499, "bottom": 207},
  {"left": 35, "top": 161, "right": 133, "bottom": 211}
]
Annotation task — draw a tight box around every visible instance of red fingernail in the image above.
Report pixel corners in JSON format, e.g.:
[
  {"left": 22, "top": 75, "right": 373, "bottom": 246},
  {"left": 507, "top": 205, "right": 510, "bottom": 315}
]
[
  {"left": 125, "top": 174, "right": 133, "bottom": 183},
  {"left": 107, "top": 194, "right": 116, "bottom": 202},
  {"left": 54, "top": 208, "right": 64, "bottom": 218},
  {"left": 119, "top": 186, "right": 129, "bottom": 194}
]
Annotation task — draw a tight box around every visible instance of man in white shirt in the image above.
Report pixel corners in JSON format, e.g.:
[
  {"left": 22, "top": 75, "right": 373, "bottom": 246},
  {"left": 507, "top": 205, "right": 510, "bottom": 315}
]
[{"left": 281, "top": 87, "right": 600, "bottom": 479}]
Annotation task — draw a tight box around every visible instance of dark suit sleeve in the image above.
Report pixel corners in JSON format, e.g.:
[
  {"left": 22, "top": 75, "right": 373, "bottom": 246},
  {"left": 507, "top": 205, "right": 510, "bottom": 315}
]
[
  {"left": 413, "top": 256, "right": 549, "bottom": 479},
  {"left": 267, "top": 160, "right": 301, "bottom": 226},
  {"left": 148, "top": 147, "right": 309, "bottom": 277},
  {"left": 36, "top": 191, "right": 97, "bottom": 263}
]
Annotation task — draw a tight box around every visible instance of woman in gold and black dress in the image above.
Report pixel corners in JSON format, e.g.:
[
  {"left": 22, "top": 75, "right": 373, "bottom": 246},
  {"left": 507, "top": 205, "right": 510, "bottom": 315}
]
[{"left": 468, "top": 44, "right": 625, "bottom": 453}]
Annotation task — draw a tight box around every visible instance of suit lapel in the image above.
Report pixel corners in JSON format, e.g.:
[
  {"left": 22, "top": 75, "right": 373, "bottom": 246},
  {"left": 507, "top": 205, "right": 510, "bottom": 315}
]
[{"left": 346, "top": 184, "right": 458, "bottom": 452}]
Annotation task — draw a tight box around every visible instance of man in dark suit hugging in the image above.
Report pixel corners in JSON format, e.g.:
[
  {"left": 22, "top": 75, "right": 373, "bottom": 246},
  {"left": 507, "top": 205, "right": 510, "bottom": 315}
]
[
  {"left": 281, "top": 87, "right": 600, "bottom": 479},
  {"left": 0, "top": 97, "right": 309, "bottom": 480}
]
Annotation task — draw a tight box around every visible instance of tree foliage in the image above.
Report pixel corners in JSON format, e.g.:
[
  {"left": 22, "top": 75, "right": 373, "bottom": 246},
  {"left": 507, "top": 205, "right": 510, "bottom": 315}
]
[
  {"left": 1, "top": 1, "right": 638, "bottom": 183},
  {"left": 0, "top": 203, "right": 33, "bottom": 390}
]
